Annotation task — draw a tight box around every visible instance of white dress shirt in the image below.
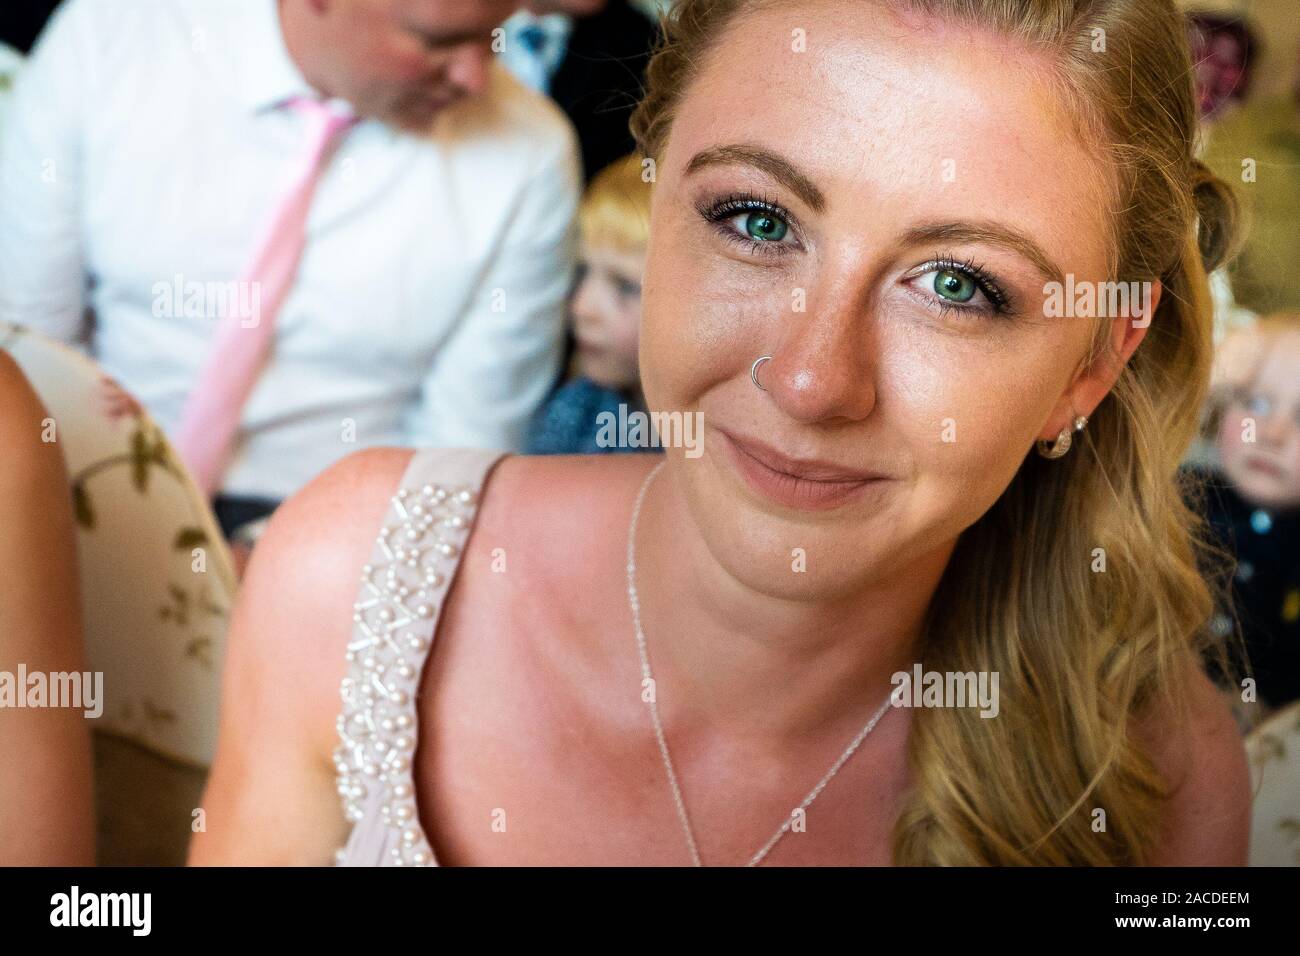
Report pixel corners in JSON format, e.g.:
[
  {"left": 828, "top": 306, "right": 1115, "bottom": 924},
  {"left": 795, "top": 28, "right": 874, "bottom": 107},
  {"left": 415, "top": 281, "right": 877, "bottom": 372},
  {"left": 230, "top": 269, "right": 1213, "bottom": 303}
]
[{"left": 0, "top": 0, "right": 580, "bottom": 500}]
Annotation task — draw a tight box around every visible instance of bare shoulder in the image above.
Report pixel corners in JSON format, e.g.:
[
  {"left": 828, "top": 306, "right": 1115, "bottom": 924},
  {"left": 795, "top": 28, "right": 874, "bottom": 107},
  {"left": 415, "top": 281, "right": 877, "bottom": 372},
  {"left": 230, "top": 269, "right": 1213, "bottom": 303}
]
[
  {"left": 1135, "top": 657, "right": 1251, "bottom": 865},
  {"left": 242, "top": 448, "right": 651, "bottom": 682},
  {"left": 234, "top": 445, "right": 417, "bottom": 757},
  {"left": 478, "top": 452, "right": 660, "bottom": 525},
  {"left": 471, "top": 452, "right": 661, "bottom": 561},
  {"left": 191, "top": 446, "right": 417, "bottom": 863},
  {"left": 443, "top": 451, "right": 661, "bottom": 665}
]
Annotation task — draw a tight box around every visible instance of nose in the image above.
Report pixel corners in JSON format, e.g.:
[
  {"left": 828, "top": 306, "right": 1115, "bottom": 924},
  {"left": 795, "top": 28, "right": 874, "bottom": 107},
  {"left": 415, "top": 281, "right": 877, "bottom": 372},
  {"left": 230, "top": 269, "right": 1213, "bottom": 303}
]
[
  {"left": 446, "top": 43, "right": 492, "bottom": 96},
  {"left": 760, "top": 277, "right": 879, "bottom": 424}
]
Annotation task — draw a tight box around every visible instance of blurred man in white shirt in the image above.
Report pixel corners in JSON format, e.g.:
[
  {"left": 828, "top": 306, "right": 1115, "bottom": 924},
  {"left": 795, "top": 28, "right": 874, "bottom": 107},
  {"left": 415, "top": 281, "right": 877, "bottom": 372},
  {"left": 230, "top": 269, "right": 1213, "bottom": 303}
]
[{"left": 0, "top": 0, "right": 580, "bottom": 537}]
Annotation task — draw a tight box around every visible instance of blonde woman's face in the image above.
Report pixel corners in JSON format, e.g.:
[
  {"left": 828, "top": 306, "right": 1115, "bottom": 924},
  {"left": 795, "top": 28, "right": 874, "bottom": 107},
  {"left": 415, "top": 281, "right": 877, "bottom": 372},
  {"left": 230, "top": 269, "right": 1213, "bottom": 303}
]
[
  {"left": 1217, "top": 331, "right": 1300, "bottom": 509},
  {"left": 639, "top": 1, "right": 1145, "bottom": 599}
]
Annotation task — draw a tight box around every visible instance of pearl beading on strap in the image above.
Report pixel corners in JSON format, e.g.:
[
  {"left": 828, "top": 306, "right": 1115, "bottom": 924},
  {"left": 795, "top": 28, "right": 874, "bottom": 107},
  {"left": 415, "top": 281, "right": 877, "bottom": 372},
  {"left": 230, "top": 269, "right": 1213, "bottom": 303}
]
[{"left": 332, "top": 480, "right": 479, "bottom": 867}]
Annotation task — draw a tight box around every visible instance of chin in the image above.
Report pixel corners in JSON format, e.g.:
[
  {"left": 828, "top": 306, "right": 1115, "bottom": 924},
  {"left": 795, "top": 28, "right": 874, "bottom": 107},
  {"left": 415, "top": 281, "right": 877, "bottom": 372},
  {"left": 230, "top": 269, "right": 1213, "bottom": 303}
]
[
  {"left": 388, "top": 108, "right": 440, "bottom": 133},
  {"left": 382, "top": 93, "right": 453, "bottom": 132},
  {"left": 672, "top": 452, "right": 894, "bottom": 603},
  {"left": 1222, "top": 463, "right": 1276, "bottom": 506},
  {"left": 1242, "top": 481, "right": 1297, "bottom": 511}
]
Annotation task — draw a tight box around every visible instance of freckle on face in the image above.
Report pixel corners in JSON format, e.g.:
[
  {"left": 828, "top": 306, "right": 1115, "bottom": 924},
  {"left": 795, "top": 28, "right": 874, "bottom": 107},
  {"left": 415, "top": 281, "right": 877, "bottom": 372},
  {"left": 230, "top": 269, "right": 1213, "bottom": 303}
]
[{"left": 638, "top": 0, "right": 1115, "bottom": 597}]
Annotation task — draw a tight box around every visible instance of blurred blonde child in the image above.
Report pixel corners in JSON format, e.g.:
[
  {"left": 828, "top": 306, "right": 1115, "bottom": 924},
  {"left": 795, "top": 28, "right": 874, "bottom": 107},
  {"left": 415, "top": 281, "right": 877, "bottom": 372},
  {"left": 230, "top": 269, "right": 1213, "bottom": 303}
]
[
  {"left": 1194, "top": 313, "right": 1300, "bottom": 714},
  {"left": 526, "top": 154, "right": 651, "bottom": 454}
]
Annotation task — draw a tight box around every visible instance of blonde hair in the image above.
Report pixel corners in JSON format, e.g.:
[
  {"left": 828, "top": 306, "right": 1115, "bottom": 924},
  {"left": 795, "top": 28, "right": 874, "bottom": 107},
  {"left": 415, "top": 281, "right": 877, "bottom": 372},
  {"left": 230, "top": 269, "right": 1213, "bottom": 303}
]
[
  {"left": 580, "top": 153, "right": 654, "bottom": 253},
  {"left": 631, "top": 0, "right": 1244, "bottom": 865}
]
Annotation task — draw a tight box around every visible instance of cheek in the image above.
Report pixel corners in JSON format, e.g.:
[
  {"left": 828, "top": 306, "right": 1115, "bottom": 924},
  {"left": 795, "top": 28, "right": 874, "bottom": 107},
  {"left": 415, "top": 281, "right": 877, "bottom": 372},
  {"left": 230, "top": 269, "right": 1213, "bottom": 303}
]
[
  {"left": 1280, "top": 429, "right": 1300, "bottom": 479},
  {"left": 614, "top": 300, "right": 642, "bottom": 351},
  {"left": 1216, "top": 410, "right": 1247, "bottom": 459},
  {"left": 878, "top": 322, "right": 1061, "bottom": 513},
  {"left": 389, "top": 52, "right": 435, "bottom": 84},
  {"left": 362, "top": 34, "right": 434, "bottom": 85},
  {"left": 640, "top": 236, "right": 758, "bottom": 409}
]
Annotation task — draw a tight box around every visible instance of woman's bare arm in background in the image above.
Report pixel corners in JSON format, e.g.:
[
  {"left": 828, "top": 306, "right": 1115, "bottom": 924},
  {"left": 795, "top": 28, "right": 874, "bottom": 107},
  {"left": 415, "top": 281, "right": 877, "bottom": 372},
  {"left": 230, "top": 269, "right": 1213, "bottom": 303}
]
[{"left": 0, "top": 350, "right": 94, "bottom": 864}]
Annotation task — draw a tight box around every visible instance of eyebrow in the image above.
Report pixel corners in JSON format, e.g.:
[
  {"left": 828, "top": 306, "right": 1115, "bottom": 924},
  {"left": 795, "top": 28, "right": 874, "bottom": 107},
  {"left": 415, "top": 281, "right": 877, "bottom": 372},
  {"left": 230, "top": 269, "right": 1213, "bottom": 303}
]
[
  {"left": 686, "top": 144, "right": 827, "bottom": 213},
  {"left": 901, "top": 221, "right": 1065, "bottom": 286}
]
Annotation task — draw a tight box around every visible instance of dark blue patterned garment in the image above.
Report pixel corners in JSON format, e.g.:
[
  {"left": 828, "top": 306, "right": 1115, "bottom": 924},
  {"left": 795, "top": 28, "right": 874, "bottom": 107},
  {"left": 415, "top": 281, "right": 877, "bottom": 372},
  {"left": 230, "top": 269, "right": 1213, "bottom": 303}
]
[
  {"left": 1183, "top": 464, "right": 1300, "bottom": 710},
  {"left": 524, "top": 376, "right": 651, "bottom": 456}
]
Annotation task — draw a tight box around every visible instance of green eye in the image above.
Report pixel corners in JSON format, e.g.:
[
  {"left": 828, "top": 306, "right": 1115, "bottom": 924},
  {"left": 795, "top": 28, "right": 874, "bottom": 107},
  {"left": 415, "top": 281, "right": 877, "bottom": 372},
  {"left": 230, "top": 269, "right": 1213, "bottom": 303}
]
[
  {"left": 744, "top": 211, "right": 788, "bottom": 242},
  {"left": 934, "top": 269, "right": 977, "bottom": 303}
]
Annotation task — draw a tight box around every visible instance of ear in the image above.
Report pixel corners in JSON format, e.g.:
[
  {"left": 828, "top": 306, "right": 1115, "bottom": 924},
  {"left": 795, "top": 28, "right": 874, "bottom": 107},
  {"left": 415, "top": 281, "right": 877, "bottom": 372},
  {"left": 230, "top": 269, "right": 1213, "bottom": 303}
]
[{"left": 1036, "top": 280, "right": 1161, "bottom": 443}]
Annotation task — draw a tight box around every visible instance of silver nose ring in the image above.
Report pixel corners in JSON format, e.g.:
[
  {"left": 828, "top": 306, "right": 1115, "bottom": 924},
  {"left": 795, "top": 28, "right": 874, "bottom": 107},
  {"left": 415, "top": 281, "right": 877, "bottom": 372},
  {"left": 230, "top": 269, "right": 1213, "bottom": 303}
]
[{"left": 751, "top": 355, "right": 772, "bottom": 391}]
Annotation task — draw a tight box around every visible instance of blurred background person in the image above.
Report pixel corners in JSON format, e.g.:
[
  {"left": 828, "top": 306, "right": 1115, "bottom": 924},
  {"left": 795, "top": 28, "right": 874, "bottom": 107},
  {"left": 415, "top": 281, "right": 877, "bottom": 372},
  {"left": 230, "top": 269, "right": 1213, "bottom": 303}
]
[
  {"left": 1180, "top": 7, "right": 1263, "bottom": 470},
  {"left": 0, "top": 0, "right": 581, "bottom": 547},
  {"left": 526, "top": 153, "right": 651, "bottom": 454},
  {"left": 1185, "top": 10, "right": 1259, "bottom": 342},
  {"left": 498, "top": 0, "right": 660, "bottom": 181},
  {"left": 1188, "top": 11, "right": 1257, "bottom": 130},
  {"left": 0, "top": 350, "right": 94, "bottom": 865},
  {"left": 1190, "top": 313, "right": 1300, "bottom": 716},
  {"left": 1199, "top": 24, "right": 1300, "bottom": 316}
]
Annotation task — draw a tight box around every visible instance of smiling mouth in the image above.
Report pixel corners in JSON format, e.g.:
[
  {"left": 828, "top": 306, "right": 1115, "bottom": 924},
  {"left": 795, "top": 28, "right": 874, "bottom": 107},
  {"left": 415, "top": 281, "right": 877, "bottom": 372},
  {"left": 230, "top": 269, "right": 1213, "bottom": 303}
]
[{"left": 715, "top": 426, "right": 891, "bottom": 511}]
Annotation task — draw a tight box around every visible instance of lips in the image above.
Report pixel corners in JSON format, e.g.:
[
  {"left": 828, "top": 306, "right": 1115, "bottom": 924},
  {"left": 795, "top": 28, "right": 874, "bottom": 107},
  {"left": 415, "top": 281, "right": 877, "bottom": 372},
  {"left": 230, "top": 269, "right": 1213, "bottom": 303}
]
[
  {"left": 714, "top": 426, "right": 892, "bottom": 511},
  {"left": 718, "top": 427, "right": 888, "bottom": 481},
  {"left": 1245, "top": 455, "right": 1287, "bottom": 480}
]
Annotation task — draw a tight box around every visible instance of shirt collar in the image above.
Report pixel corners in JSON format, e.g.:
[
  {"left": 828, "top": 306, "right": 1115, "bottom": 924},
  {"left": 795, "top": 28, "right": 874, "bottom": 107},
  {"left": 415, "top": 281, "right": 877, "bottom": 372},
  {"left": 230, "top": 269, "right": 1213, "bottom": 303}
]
[{"left": 231, "top": 0, "right": 319, "bottom": 114}]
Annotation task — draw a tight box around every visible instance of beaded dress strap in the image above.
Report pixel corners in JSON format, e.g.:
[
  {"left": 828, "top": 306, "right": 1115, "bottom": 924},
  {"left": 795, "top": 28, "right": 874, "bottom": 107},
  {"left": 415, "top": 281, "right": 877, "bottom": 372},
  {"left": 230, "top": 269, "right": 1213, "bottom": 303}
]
[{"left": 333, "top": 447, "right": 506, "bottom": 866}]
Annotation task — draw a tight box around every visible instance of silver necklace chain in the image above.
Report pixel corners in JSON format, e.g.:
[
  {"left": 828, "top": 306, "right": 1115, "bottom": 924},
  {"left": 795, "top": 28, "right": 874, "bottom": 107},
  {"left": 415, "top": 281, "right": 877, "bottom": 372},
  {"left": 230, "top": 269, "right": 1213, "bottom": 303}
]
[{"left": 625, "top": 459, "right": 894, "bottom": 867}]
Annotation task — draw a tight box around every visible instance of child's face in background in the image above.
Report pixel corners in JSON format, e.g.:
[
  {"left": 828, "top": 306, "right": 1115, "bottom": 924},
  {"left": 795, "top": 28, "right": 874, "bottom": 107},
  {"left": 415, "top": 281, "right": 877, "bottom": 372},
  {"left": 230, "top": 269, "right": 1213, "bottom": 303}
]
[
  {"left": 1217, "top": 331, "right": 1300, "bottom": 510},
  {"left": 570, "top": 242, "right": 645, "bottom": 393}
]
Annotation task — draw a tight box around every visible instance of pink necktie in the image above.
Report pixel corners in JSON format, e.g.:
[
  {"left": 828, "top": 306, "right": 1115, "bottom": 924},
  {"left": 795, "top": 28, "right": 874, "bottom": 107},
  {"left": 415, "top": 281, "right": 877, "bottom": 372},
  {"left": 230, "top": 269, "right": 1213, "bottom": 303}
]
[{"left": 173, "top": 97, "right": 355, "bottom": 498}]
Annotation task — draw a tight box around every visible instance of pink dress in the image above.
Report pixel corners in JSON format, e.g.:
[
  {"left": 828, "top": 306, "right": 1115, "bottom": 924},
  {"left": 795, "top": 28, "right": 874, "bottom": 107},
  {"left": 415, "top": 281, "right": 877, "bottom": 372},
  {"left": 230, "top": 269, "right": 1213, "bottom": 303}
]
[{"left": 333, "top": 447, "right": 507, "bottom": 866}]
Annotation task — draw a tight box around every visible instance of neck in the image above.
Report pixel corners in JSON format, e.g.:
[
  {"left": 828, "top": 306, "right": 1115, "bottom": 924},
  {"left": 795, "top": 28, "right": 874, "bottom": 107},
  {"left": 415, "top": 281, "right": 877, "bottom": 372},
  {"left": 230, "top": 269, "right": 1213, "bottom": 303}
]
[{"left": 632, "top": 458, "right": 955, "bottom": 749}]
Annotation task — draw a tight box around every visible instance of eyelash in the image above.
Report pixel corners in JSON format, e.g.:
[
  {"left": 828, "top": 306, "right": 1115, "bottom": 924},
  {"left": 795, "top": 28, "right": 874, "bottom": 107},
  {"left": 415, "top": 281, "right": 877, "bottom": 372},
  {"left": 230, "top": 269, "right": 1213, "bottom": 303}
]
[
  {"left": 907, "top": 254, "right": 1014, "bottom": 319},
  {"left": 697, "top": 192, "right": 801, "bottom": 257},
  {"left": 697, "top": 192, "right": 1015, "bottom": 320}
]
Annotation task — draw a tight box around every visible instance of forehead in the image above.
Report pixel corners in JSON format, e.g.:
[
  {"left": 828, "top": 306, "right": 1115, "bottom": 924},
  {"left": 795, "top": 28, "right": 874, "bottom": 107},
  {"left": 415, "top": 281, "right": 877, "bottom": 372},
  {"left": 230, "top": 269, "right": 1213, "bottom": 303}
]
[
  {"left": 665, "top": 0, "right": 1115, "bottom": 270},
  {"left": 1255, "top": 332, "right": 1300, "bottom": 392},
  {"left": 581, "top": 241, "right": 648, "bottom": 273}
]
